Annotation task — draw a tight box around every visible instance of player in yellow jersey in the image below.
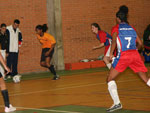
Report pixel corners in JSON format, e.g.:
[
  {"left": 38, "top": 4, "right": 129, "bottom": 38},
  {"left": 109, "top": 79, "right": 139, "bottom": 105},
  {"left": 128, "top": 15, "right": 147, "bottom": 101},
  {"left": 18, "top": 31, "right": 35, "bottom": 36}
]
[{"left": 35, "top": 24, "right": 59, "bottom": 80}]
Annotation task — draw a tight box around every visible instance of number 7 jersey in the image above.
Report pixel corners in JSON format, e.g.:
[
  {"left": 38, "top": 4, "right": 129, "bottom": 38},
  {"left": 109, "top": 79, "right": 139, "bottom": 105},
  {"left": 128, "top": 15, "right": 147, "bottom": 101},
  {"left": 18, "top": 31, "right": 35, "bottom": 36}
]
[{"left": 111, "top": 23, "right": 137, "bottom": 53}]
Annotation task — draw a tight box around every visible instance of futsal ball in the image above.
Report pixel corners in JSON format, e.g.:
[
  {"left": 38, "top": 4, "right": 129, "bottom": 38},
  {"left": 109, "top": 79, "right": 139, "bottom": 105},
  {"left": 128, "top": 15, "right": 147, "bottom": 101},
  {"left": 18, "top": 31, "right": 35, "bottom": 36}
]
[
  {"left": 80, "top": 59, "right": 89, "bottom": 62},
  {"left": 13, "top": 75, "right": 21, "bottom": 83}
]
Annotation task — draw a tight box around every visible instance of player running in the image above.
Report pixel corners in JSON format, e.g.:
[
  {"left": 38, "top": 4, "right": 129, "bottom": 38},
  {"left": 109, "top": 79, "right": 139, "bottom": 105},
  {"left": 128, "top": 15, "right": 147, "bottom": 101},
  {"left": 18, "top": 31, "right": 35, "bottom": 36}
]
[
  {"left": 0, "top": 53, "right": 16, "bottom": 112},
  {"left": 106, "top": 10, "right": 150, "bottom": 112},
  {"left": 91, "top": 23, "right": 114, "bottom": 69},
  {"left": 35, "top": 24, "right": 59, "bottom": 80}
]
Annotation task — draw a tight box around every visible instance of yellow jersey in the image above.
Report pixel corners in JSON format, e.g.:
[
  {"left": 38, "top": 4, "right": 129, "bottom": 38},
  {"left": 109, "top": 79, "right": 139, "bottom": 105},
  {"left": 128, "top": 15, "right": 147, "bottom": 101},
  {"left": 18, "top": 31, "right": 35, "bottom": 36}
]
[{"left": 37, "top": 33, "right": 56, "bottom": 48}]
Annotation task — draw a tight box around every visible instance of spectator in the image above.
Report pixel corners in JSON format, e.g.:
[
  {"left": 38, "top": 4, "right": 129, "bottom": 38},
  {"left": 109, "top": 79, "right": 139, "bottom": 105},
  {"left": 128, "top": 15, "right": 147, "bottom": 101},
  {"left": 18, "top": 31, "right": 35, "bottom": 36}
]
[
  {"left": 6, "top": 19, "right": 23, "bottom": 82},
  {"left": 143, "top": 24, "right": 150, "bottom": 62}
]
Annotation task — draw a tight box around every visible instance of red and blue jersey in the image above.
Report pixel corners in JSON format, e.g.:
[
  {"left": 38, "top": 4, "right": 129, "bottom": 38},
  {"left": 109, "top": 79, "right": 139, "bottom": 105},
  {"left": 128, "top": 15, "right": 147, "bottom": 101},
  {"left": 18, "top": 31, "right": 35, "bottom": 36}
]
[
  {"left": 111, "top": 23, "right": 147, "bottom": 73},
  {"left": 112, "top": 23, "right": 137, "bottom": 53},
  {"left": 96, "top": 30, "right": 112, "bottom": 46}
]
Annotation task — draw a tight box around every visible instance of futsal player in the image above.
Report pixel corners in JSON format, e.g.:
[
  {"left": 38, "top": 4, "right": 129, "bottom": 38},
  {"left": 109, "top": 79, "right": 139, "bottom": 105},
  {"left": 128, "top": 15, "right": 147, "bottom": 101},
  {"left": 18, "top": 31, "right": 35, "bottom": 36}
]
[
  {"left": 91, "top": 23, "right": 114, "bottom": 69},
  {"left": 106, "top": 10, "right": 150, "bottom": 112},
  {"left": 0, "top": 53, "right": 16, "bottom": 112},
  {"left": 35, "top": 24, "right": 59, "bottom": 80}
]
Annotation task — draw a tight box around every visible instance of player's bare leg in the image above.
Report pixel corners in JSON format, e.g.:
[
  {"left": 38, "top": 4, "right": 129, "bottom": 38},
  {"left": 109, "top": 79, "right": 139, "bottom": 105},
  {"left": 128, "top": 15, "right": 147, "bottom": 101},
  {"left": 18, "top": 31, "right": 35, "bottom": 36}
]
[
  {"left": 40, "top": 61, "right": 47, "bottom": 68},
  {"left": 137, "top": 72, "right": 150, "bottom": 86},
  {"left": 0, "top": 77, "right": 7, "bottom": 90},
  {"left": 103, "top": 56, "right": 111, "bottom": 69},
  {"left": 45, "top": 57, "right": 59, "bottom": 80},
  {"left": 0, "top": 77, "right": 16, "bottom": 112},
  {"left": 106, "top": 68, "right": 122, "bottom": 112}
]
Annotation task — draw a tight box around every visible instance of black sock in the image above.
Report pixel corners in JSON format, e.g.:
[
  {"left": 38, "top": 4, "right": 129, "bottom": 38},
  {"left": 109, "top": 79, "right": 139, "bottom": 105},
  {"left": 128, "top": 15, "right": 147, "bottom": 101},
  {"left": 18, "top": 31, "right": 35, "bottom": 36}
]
[
  {"left": 48, "top": 65, "right": 57, "bottom": 77},
  {"left": 1, "top": 90, "right": 10, "bottom": 107}
]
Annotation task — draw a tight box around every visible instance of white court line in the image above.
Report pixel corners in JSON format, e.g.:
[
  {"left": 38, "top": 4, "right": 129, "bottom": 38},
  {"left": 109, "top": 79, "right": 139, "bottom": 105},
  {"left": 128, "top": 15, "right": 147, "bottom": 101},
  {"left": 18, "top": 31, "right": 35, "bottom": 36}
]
[
  {"left": 0, "top": 105, "right": 83, "bottom": 113},
  {"left": 6, "top": 78, "right": 139, "bottom": 97}
]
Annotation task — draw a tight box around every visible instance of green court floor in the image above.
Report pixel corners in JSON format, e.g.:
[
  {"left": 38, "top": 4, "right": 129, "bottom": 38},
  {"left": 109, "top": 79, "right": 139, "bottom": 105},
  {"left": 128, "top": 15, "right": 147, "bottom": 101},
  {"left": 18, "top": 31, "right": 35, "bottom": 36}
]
[
  {"left": 5, "top": 63, "right": 150, "bottom": 83},
  {"left": 5, "top": 67, "right": 108, "bottom": 82},
  {"left": 3, "top": 105, "right": 150, "bottom": 113}
]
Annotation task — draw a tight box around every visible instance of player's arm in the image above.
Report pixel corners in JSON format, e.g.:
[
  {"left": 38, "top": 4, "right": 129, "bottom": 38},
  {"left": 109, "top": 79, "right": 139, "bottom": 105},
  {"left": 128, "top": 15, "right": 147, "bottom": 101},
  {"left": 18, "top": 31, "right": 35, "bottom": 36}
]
[
  {"left": 110, "top": 32, "right": 117, "bottom": 59},
  {"left": 45, "top": 36, "right": 56, "bottom": 56},
  {"left": 49, "top": 43, "right": 56, "bottom": 52},
  {"left": 93, "top": 32, "right": 106, "bottom": 50},
  {"left": 93, "top": 43, "right": 104, "bottom": 50},
  {"left": 45, "top": 43, "right": 56, "bottom": 57}
]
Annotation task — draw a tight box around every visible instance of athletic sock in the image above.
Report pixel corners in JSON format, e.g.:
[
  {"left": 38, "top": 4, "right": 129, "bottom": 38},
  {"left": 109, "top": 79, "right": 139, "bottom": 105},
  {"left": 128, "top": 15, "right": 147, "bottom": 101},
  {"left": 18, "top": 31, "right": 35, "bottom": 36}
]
[
  {"left": 108, "top": 81, "right": 120, "bottom": 105},
  {"left": 106, "top": 63, "right": 111, "bottom": 69},
  {"left": 48, "top": 65, "right": 57, "bottom": 77},
  {"left": 147, "top": 79, "right": 150, "bottom": 87},
  {"left": 1, "top": 90, "right": 10, "bottom": 107}
]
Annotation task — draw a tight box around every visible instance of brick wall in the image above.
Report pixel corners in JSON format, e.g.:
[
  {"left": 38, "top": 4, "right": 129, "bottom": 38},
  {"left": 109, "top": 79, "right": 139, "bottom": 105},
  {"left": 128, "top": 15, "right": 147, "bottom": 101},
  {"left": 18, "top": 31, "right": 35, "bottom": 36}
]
[
  {"left": 61, "top": 0, "right": 150, "bottom": 63},
  {"left": 0, "top": 0, "right": 149, "bottom": 73},
  {"left": 0, "top": 0, "right": 48, "bottom": 73}
]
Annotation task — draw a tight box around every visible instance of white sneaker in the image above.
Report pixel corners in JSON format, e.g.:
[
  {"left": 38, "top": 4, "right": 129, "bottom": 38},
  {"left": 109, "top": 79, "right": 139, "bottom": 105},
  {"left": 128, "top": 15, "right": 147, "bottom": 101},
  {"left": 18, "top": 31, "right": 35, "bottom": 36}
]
[
  {"left": 5, "top": 104, "right": 16, "bottom": 112},
  {"left": 106, "top": 103, "right": 122, "bottom": 112},
  {"left": 52, "top": 75, "right": 60, "bottom": 80}
]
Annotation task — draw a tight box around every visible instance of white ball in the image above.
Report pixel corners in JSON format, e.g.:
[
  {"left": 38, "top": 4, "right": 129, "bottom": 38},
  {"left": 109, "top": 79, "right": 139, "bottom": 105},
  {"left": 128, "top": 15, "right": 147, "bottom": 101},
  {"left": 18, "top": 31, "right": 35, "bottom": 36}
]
[
  {"left": 13, "top": 76, "right": 21, "bottom": 83},
  {"left": 80, "top": 59, "right": 89, "bottom": 62}
]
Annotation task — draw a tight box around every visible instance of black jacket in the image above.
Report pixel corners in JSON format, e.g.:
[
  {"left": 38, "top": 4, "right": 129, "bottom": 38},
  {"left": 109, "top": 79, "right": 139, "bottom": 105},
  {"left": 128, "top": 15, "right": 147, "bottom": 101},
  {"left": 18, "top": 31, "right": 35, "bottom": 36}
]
[{"left": 0, "top": 32, "right": 9, "bottom": 51}]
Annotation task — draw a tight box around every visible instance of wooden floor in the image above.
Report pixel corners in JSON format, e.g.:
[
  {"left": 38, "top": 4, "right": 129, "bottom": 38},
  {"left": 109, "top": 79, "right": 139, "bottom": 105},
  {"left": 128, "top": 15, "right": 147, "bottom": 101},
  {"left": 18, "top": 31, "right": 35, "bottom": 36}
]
[{"left": 0, "top": 68, "right": 150, "bottom": 112}]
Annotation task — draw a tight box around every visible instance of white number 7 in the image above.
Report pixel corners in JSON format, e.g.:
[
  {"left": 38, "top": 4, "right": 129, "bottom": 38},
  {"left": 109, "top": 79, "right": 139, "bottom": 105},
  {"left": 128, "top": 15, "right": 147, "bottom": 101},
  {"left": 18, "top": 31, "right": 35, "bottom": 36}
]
[{"left": 125, "top": 37, "right": 131, "bottom": 48}]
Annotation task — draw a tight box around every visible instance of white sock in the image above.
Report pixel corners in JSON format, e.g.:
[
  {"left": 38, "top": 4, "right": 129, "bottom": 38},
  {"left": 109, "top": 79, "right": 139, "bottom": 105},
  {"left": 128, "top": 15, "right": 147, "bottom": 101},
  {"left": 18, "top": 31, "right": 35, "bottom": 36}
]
[
  {"left": 147, "top": 79, "right": 150, "bottom": 87},
  {"left": 108, "top": 81, "right": 120, "bottom": 105},
  {"left": 106, "top": 63, "right": 111, "bottom": 69}
]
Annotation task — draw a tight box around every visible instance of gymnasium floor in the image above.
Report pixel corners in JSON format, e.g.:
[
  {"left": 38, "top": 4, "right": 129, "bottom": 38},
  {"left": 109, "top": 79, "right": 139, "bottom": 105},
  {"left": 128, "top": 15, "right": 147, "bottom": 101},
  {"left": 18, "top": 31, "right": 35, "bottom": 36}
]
[{"left": 0, "top": 66, "right": 150, "bottom": 113}]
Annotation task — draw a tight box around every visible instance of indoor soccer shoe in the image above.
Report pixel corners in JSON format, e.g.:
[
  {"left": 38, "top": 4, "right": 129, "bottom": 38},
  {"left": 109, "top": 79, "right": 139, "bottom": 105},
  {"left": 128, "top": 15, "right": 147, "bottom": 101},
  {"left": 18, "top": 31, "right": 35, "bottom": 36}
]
[
  {"left": 106, "top": 103, "right": 122, "bottom": 112},
  {"left": 52, "top": 75, "right": 60, "bottom": 80},
  {"left": 5, "top": 104, "right": 16, "bottom": 112}
]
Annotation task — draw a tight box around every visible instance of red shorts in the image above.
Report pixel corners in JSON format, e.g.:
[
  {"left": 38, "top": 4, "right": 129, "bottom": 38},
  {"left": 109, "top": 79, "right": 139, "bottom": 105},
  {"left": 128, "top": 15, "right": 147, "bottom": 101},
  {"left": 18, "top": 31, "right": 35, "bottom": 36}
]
[
  {"left": 112, "top": 50, "right": 148, "bottom": 73},
  {"left": 104, "top": 45, "right": 117, "bottom": 57}
]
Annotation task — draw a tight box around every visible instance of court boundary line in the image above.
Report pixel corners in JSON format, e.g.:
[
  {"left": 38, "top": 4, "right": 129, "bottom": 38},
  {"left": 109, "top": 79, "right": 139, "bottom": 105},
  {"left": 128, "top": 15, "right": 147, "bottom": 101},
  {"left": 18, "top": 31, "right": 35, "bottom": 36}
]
[
  {"left": 0, "top": 105, "right": 84, "bottom": 113},
  {"left": 6, "top": 78, "right": 139, "bottom": 97}
]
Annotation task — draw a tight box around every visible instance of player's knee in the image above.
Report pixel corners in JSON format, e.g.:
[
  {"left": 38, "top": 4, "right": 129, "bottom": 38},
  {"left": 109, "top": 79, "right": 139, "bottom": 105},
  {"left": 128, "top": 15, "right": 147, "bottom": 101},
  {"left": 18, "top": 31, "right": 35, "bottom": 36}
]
[
  {"left": 103, "top": 57, "right": 107, "bottom": 63},
  {"left": 40, "top": 62, "right": 46, "bottom": 67},
  {"left": 0, "top": 79, "right": 6, "bottom": 90},
  {"left": 45, "top": 63, "right": 50, "bottom": 67}
]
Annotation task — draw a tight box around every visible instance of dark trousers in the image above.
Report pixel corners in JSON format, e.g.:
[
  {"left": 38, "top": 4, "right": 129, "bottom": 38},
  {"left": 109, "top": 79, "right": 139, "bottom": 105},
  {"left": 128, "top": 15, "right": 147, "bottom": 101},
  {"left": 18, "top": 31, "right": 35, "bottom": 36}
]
[{"left": 7, "top": 52, "right": 18, "bottom": 76}]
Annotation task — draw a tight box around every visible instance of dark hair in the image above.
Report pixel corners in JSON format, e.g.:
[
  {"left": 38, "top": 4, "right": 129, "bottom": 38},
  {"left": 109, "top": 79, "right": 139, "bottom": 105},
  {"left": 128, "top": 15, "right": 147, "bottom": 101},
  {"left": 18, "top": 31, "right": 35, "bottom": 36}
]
[
  {"left": 116, "top": 10, "right": 128, "bottom": 23},
  {"left": 0, "top": 23, "right": 6, "bottom": 28},
  {"left": 14, "top": 19, "right": 20, "bottom": 24},
  {"left": 91, "top": 23, "right": 101, "bottom": 30},
  {"left": 143, "top": 24, "right": 150, "bottom": 41},
  {"left": 145, "top": 24, "right": 150, "bottom": 31},
  {"left": 119, "top": 5, "right": 128, "bottom": 15},
  {"left": 36, "top": 24, "right": 48, "bottom": 32}
]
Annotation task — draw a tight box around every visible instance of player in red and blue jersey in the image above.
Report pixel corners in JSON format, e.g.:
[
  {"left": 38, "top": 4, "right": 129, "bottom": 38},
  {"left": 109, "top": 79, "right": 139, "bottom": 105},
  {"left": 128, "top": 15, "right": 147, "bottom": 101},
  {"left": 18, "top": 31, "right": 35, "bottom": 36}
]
[
  {"left": 91, "top": 23, "right": 113, "bottom": 69},
  {"left": 106, "top": 10, "right": 150, "bottom": 112}
]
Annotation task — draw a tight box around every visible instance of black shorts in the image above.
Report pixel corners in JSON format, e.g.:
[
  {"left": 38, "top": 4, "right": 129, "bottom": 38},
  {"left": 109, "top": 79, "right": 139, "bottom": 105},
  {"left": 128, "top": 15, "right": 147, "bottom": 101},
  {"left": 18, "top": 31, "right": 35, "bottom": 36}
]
[
  {"left": 40, "top": 48, "right": 54, "bottom": 62},
  {"left": 0, "top": 73, "right": 2, "bottom": 78}
]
